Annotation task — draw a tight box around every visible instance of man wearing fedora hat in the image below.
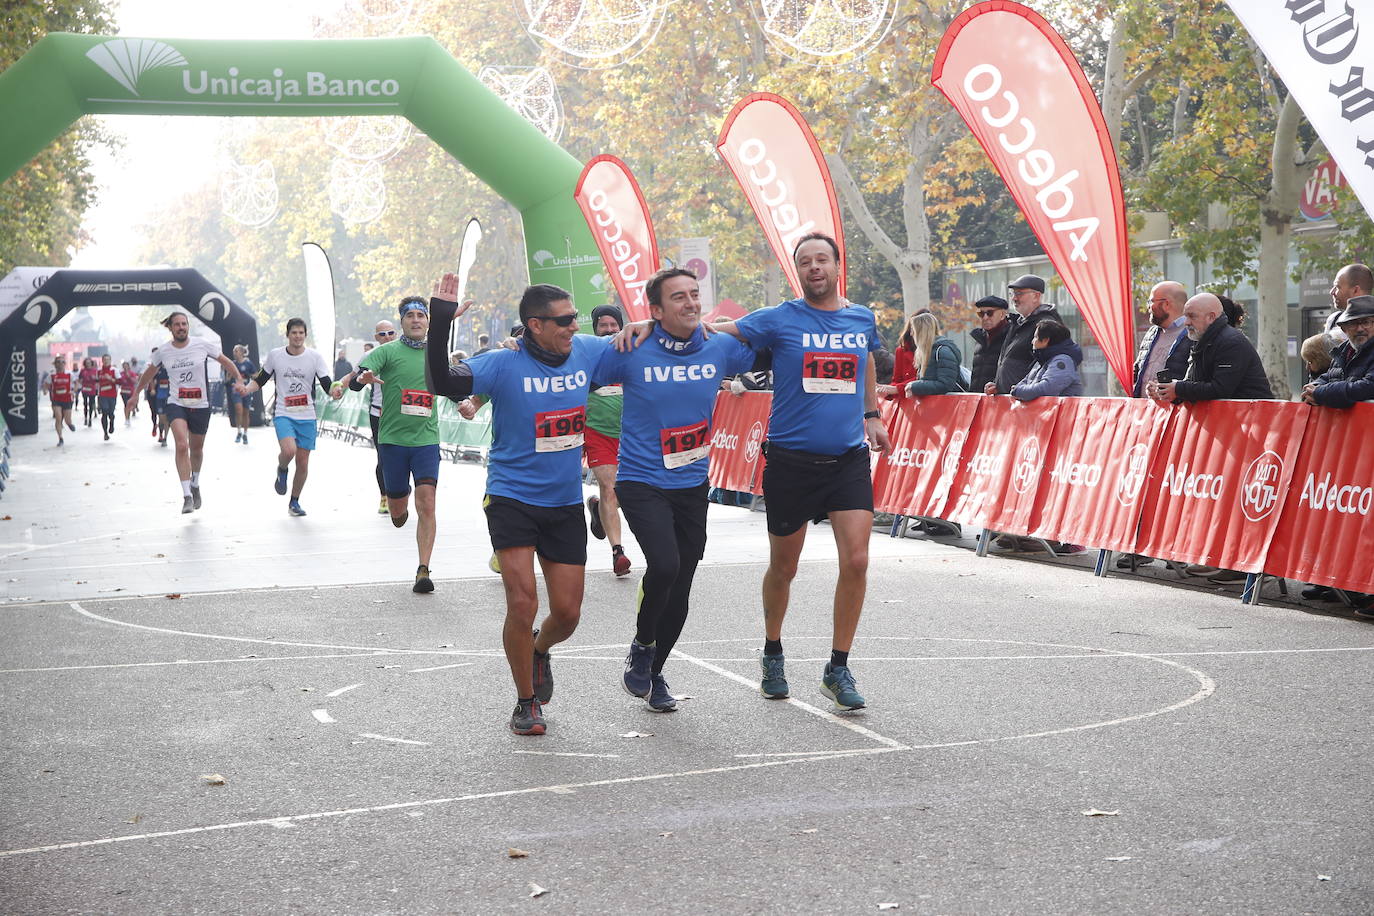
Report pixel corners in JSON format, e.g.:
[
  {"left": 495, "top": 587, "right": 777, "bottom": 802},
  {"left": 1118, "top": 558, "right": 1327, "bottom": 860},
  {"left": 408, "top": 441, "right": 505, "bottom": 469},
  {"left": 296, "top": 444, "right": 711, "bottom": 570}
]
[
  {"left": 988, "top": 274, "right": 1061, "bottom": 395},
  {"left": 1304, "top": 295, "right": 1374, "bottom": 409},
  {"left": 969, "top": 295, "right": 1010, "bottom": 392}
]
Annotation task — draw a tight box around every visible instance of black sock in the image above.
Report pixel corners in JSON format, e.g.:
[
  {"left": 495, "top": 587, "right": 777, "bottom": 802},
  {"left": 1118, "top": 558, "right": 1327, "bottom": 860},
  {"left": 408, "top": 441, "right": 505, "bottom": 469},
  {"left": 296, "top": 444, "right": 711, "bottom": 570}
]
[
  {"left": 612, "top": 544, "right": 624, "bottom": 554},
  {"left": 518, "top": 695, "right": 534, "bottom": 705},
  {"left": 830, "top": 649, "right": 849, "bottom": 669},
  {"left": 764, "top": 639, "right": 783, "bottom": 656}
]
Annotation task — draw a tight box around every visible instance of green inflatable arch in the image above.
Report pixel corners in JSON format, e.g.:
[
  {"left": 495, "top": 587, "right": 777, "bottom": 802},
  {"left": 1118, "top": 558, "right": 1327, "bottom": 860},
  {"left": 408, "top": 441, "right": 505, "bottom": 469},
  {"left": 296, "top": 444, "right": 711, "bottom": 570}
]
[{"left": 0, "top": 33, "right": 603, "bottom": 309}]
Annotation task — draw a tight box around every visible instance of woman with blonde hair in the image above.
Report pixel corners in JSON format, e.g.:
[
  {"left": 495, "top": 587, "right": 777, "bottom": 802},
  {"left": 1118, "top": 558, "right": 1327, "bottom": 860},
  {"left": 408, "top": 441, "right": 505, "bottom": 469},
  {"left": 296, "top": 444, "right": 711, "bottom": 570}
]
[{"left": 879, "top": 311, "right": 965, "bottom": 398}]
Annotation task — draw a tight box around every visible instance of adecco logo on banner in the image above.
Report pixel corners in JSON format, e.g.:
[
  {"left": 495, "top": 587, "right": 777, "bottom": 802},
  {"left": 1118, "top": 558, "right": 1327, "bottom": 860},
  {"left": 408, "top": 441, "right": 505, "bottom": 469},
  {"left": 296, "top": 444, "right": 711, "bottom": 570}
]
[
  {"left": 1239, "top": 450, "right": 1285, "bottom": 522},
  {"left": 1298, "top": 471, "right": 1374, "bottom": 516},
  {"left": 941, "top": 429, "right": 967, "bottom": 481},
  {"left": 1115, "top": 442, "right": 1150, "bottom": 508},
  {"left": 85, "top": 38, "right": 402, "bottom": 102},
  {"left": 1011, "top": 435, "right": 1043, "bottom": 494},
  {"left": 745, "top": 421, "right": 765, "bottom": 463}
]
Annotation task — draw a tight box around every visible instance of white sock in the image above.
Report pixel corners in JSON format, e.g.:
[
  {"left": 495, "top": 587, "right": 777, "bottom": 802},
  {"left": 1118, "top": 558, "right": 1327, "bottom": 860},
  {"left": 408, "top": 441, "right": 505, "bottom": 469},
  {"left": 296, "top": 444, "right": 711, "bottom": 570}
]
[
  {"left": 190, "top": 471, "right": 200, "bottom": 487},
  {"left": 181, "top": 480, "right": 192, "bottom": 497}
]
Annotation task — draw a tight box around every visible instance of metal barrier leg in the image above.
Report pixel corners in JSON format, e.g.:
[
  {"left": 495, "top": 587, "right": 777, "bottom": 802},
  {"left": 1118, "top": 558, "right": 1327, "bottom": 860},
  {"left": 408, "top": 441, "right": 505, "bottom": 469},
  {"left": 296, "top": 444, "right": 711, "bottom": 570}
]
[
  {"left": 1242, "top": 573, "right": 1262, "bottom": 606},
  {"left": 1094, "top": 549, "right": 1113, "bottom": 577},
  {"left": 975, "top": 529, "right": 991, "bottom": 557},
  {"left": 889, "top": 515, "right": 903, "bottom": 538}
]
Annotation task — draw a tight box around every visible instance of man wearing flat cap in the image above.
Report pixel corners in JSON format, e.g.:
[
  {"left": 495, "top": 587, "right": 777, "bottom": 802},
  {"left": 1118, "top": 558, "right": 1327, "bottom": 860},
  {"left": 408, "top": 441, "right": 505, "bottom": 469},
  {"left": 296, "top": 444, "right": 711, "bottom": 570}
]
[
  {"left": 988, "top": 274, "right": 1061, "bottom": 394},
  {"left": 1304, "top": 295, "right": 1374, "bottom": 409},
  {"left": 969, "top": 295, "right": 1009, "bottom": 392}
]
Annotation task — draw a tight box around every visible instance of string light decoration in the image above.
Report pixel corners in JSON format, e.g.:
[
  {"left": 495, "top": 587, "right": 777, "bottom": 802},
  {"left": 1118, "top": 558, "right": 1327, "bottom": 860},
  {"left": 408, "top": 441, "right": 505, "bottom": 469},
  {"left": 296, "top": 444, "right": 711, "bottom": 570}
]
[
  {"left": 219, "top": 158, "right": 280, "bottom": 228},
  {"left": 322, "top": 116, "right": 413, "bottom": 162},
  {"left": 328, "top": 158, "right": 387, "bottom": 224},
  {"left": 478, "top": 66, "right": 564, "bottom": 142},
  {"left": 755, "top": 0, "right": 897, "bottom": 62},
  {"left": 517, "top": 0, "right": 669, "bottom": 69}
]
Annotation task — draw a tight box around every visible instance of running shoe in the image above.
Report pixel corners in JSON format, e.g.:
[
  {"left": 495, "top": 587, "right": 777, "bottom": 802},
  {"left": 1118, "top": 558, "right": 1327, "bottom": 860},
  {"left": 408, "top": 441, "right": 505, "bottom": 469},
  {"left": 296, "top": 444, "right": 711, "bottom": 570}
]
[
  {"left": 509, "top": 699, "right": 546, "bottom": 736},
  {"left": 57, "top": 437, "right": 63, "bottom": 447},
  {"left": 532, "top": 628, "right": 553, "bottom": 704},
  {"left": 234, "top": 431, "right": 242, "bottom": 443},
  {"left": 181, "top": 495, "right": 195, "bottom": 514},
  {"left": 274, "top": 466, "right": 288, "bottom": 495},
  {"left": 820, "top": 663, "right": 866, "bottom": 710},
  {"left": 67, "top": 420, "right": 76, "bottom": 432},
  {"left": 612, "top": 546, "right": 631, "bottom": 577},
  {"left": 288, "top": 499, "right": 306, "bottom": 517},
  {"left": 159, "top": 436, "right": 167, "bottom": 447},
  {"left": 103, "top": 431, "right": 109, "bottom": 441},
  {"left": 413, "top": 564, "right": 434, "bottom": 594},
  {"left": 647, "top": 674, "right": 677, "bottom": 712},
  {"left": 587, "top": 496, "right": 605, "bottom": 539},
  {"left": 240, "top": 433, "right": 248, "bottom": 445},
  {"left": 191, "top": 486, "right": 202, "bottom": 510},
  {"left": 377, "top": 495, "right": 388, "bottom": 515},
  {"left": 760, "top": 652, "right": 789, "bottom": 699},
  {"left": 623, "top": 639, "right": 654, "bottom": 698}
]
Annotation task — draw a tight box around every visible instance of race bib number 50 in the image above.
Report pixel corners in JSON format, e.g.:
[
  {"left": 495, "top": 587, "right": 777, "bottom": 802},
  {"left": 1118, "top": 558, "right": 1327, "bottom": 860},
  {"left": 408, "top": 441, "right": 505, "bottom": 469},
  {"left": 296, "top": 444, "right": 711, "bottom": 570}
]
[
  {"left": 801, "top": 351, "right": 858, "bottom": 394},
  {"left": 401, "top": 388, "right": 434, "bottom": 417},
  {"left": 534, "top": 406, "right": 585, "bottom": 452},
  {"left": 660, "top": 420, "right": 710, "bottom": 469}
]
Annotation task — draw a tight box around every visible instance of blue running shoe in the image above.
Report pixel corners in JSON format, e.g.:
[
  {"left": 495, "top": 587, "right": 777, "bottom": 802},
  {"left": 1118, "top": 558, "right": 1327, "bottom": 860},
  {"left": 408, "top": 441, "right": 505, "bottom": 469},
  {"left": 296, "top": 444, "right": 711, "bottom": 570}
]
[
  {"left": 647, "top": 674, "right": 677, "bottom": 712},
  {"left": 532, "top": 628, "right": 553, "bottom": 705},
  {"left": 820, "top": 663, "right": 865, "bottom": 710},
  {"left": 760, "top": 652, "right": 789, "bottom": 699},
  {"left": 509, "top": 699, "right": 545, "bottom": 736},
  {"left": 622, "top": 640, "right": 654, "bottom": 698},
  {"left": 288, "top": 499, "right": 306, "bottom": 517},
  {"left": 274, "top": 466, "right": 288, "bottom": 495}
]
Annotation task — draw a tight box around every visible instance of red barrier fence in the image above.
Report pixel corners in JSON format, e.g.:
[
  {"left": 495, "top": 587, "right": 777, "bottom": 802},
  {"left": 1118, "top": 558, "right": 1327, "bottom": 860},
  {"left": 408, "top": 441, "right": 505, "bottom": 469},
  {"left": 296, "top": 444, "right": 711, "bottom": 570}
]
[{"left": 706, "top": 392, "right": 1374, "bottom": 595}]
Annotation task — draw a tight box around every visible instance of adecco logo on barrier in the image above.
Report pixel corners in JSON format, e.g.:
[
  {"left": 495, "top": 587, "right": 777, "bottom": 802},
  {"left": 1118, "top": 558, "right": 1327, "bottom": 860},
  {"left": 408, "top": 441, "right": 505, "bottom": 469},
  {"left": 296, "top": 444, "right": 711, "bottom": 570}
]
[
  {"left": 1239, "top": 450, "right": 1285, "bottom": 522},
  {"left": 1011, "top": 435, "right": 1042, "bottom": 494},
  {"left": 941, "top": 429, "right": 967, "bottom": 481},
  {"left": 745, "top": 421, "right": 765, "bottom": 463},
  {"left": 1115, "top": 443, "right": 1150, "bottom": 508},
  {"left": 1298, "top": 472, "right": 1373, "bottom": 516}
]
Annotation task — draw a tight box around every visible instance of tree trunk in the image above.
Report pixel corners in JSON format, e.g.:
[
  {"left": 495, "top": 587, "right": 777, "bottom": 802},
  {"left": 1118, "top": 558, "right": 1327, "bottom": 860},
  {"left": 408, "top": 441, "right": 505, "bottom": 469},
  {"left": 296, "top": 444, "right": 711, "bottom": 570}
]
[{"left": 1256, "top": 94, "right": 1303, "bottom": 400}]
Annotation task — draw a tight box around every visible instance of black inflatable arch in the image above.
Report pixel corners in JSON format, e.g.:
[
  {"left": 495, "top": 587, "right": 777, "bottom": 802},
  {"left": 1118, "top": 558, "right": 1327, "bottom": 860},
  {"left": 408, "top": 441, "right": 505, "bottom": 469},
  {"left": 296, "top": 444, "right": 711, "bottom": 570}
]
[{"left": 0, "top": 268, "right": 260, "bottom": 435}]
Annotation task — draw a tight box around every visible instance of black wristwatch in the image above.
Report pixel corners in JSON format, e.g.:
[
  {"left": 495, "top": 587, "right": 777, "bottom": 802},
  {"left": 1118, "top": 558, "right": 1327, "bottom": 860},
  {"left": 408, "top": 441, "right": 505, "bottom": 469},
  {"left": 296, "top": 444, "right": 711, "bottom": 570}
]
[{"left": 863, "top": 409, "right": 881, "bottom": 420}]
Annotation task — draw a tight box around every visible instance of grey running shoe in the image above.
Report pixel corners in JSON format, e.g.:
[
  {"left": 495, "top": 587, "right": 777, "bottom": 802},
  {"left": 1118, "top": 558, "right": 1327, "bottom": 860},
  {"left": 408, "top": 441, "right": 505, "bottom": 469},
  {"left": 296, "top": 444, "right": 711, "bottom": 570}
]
[
  {"left": 820, "top": 663, "right": 866, "bottom": 710},
  {"left": 412, "top": 565, "right": 434, "bottom": 594},
  {"left": 509, "top": 699, "right": 546, "bottom": 736},
  {"left": 181, "top": 496, "right": 194, "bottom": 514},
  {"left": 191, "top": 486, "right": 202, "bottom": 510},
  {"left": 288, "top": 499, "right": 306, "bottom": 517},
  {"left": 760, "top": 652, "right": 789, "bottom": 699},
  {"left": 532, "top": 628, "right": 553, "bottom": 705},
  {"left": 623, "top": 639, "right": 654, "bottom": 698},
  {"left": 647, "top": 674, "right": 677, "bottom": 712}
]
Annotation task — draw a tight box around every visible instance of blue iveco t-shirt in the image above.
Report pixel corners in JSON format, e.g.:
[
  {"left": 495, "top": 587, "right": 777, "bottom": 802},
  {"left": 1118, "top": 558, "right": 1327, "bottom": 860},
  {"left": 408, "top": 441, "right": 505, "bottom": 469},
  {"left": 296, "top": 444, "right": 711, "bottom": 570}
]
[
  {"left": 466, "top": 334, "right": 611, "bottom": 507},
  {"left": 734, "top": 298, "right": 880, "bottom": 454},
  {"left": 595, "top": 324, "right": 756, "bottom": 489}
]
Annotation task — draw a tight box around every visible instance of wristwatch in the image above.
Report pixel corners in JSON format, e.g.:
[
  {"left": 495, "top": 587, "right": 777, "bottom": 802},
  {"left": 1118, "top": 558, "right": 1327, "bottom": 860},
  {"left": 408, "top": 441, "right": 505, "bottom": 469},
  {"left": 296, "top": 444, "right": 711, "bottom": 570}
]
[{"left": 863, "top": 409, "right": 880, "bottom": 420}]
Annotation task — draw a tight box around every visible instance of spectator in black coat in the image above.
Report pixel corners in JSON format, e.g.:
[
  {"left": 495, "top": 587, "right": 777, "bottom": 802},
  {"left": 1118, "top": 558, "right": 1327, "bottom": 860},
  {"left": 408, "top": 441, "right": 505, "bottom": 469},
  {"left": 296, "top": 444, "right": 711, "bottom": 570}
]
[
  {"left": 992, "top": 274, "right": 1060, "bottom": 393},
  {"left": 1304, "top": 295, "right": 1374, "bottom": 409},
  {"left": 969, "top": 295, "right": 1009, "bottom": 391},
  {"left": 1147, "top": 293, "right": 1273, "bottom": 404}
]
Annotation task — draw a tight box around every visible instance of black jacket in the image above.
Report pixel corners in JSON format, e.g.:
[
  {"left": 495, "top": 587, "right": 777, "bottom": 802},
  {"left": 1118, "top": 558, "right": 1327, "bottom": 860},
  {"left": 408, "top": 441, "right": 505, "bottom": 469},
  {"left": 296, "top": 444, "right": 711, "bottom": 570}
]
[
  {"left": 1312, "top": 339, "right": 1374, "bottom": 408},
  {"left": 995, "top": 304, "right": 1059, "bottom": 392},
  {"left": 1173, "top": 319, "right": 1273, "bottom": 402},
  {"left": 1131, "top": 323, "right": 1193, "bottom": 395},
  {"left": 970, "top": 320, "right": 1009, "bottom": 392}
]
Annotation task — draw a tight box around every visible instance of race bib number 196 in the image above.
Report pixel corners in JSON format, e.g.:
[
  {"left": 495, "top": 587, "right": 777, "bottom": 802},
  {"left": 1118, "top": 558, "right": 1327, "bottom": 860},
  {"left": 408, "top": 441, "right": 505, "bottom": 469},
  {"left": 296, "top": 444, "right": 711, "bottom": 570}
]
[
  {"left": 401, "top": 388, "right": 434, "bottom": 417},
  {"left": 660, "top": 420, "right": 710, "bottom": 469},
  {"left": 534, "top": 406, "right": 585, "bottom": 452},
  {"left": 801, "top": 351, "right": 858, "bottom": 394}
]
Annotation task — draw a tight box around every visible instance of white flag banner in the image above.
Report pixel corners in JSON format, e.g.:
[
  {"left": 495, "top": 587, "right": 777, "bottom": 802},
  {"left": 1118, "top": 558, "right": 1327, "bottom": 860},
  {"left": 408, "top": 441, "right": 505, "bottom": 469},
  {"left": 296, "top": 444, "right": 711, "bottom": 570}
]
[
  {"left": 301, "top": 242, "right": 336, "bottom": 363},
  {"left": 1225, "top": 1, "right": 1374, "bottom": 219},
  {"left": 450, "top": 218, "right": 483, "bottom": 353}
]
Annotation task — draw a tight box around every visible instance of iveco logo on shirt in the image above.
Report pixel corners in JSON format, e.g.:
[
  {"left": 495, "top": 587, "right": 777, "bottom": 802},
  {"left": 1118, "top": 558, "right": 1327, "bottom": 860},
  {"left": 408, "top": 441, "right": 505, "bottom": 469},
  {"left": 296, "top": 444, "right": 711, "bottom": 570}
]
[
  {"left": 642, "top": 365, "right": 717, "bottom": 383},
  {"left": 73, "top": 282, "right": 183, "bottom": 293},
  {"left": 657, "top": 337, "right": 691, "bottom": 352},
  {"left": 523, "top": 371, "right": 588, "bottom": 393},
  {"left": 802, "top": 332, "right": 867, "bottom": 349}
]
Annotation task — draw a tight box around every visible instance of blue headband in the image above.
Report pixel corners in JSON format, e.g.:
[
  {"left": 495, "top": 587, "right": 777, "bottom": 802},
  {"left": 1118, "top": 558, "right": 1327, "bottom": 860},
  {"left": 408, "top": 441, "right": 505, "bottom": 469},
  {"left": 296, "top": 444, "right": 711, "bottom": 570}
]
[{"left": 399, "top": 301, "right": 428, "bottom": 317}]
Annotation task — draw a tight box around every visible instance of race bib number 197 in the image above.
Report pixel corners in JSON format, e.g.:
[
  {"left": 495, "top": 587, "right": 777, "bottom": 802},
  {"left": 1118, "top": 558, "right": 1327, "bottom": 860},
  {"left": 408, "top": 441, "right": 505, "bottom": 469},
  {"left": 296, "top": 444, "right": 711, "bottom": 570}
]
[
  {"left": 801, "top": 351, "right": 858, "bottom": 394},
  {"left": 660, "top": 420, "right": 710, "bottom": 469},
  {"left": 534, "top": 406, "right": 585, "bottom": 452},
  {"left": 401, "top": 388, "right": 433, "bottom": 417}
]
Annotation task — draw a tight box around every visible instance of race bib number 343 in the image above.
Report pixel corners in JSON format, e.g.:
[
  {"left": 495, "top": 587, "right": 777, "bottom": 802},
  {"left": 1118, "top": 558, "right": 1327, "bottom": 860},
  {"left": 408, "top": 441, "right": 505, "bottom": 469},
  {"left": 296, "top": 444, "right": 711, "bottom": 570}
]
[
  {"left": 534, "top": 406, "right": 585, "bottom": 452},
  {"left": 660, "top": 419, "right": 710, "bottom": 469},
  {"left": 801, "top": 351, "right": 858, "bottom": 394},
  {"left": 401, "top": 388, "right": 434, "bottom": 417}
]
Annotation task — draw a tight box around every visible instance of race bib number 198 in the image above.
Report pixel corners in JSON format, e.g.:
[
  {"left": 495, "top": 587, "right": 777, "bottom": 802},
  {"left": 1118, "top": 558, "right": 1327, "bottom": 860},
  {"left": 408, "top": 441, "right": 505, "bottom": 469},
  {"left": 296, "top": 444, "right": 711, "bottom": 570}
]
[
  {"left": 660, "top": 420, "right": 710, "bottom": 469},
  {"left": 534, "top": 406, "right": 585, "bottom": 452},
  {"left": 401, "top": 388, "right": 434, "bottom": 417},
  {"left": 801, "top": 351, "right": 858, "bottom": 394}
]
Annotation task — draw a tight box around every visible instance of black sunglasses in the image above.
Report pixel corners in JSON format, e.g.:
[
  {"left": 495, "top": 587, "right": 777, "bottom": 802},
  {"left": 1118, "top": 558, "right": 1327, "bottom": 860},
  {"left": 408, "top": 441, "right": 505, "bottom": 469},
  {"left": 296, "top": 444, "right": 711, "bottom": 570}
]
[{"left": 532, "top": 313, "right": 577, "bottom": 327}]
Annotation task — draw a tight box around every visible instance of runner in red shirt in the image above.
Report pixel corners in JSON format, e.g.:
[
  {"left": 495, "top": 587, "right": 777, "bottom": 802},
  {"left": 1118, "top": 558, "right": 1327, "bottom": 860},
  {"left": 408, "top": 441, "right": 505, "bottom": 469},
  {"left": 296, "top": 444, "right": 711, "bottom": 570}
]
[
  {"left": 79, "top": 357, "right": 100, "bottom": 428},
  {"left": 41, "top": 356, "right": 77, "bottom": 446},
  {"left": 117, "top": 360, "right": 139, "bottom": 426},
  {"left": 97, "top": 354, "right": 119, "bottom": 440}
]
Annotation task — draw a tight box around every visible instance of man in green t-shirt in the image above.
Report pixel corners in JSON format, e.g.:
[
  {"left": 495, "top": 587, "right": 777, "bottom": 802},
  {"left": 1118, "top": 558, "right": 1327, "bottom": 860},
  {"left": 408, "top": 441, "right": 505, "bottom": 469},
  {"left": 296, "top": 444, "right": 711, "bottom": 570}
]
[
  {"left": 333, "top": 296, "right": 440, "bottom": 594},
  {"left": 583, "top": 304, "right": 633, "bottom": 577}
]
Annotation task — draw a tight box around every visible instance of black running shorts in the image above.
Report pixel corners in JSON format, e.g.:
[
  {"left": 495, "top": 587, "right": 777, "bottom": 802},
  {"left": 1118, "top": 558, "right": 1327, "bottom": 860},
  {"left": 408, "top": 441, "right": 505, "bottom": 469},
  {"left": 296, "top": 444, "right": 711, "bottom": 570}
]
[
  {"left": 484, "top": 494, "right": 587, "bottom": 566},
  {"left": 761, "top": 442, "right": 873, "bottom": 537},
  {"left": 165, "top": 404, "right": 211, "bottom": 436}
]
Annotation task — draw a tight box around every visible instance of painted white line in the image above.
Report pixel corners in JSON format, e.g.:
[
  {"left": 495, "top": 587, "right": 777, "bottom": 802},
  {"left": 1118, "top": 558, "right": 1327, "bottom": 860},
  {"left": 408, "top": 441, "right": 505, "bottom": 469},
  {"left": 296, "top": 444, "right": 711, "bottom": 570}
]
[
  {"left": 513, "top": 751, "right": 621, "bottom": 759},
  {"left": 0, "top": 524, "right": 178, "bottom": 562},
  {"left": 0, "top": 747, "right": 900, "bottom": 859},
  {"left": 357, "top": 733, "right": 430, "bottom": 746},
  {"left": 0, "top": 652, "right": 385, "bottom": 674},
  {"left": 672, "top": 649, "right": 906, "bottom": 750},
  {"left": 311, "top": 709, "right": 335, "bottom": 724},
  {"left": 325, "top": 684, "right": 363, "bottom": 698},
  {"left": 734, "top": 750, "right": 872, "bottom": 758},
  {"left": 408, "top": 662, "right": 476, "bottom": 673}
]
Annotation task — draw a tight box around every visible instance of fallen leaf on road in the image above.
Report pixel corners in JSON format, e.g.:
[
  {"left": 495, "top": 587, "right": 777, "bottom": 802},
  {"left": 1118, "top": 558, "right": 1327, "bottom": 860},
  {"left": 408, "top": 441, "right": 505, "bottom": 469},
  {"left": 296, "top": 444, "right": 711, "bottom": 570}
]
[
  {"left": 127, "top": 814, "right": 142, "bottom": 824},
  {"left": 1104, "top": 856, "right": 1132, "bottom": 862},
  {"left": 201, "top": 774, "right": 226, "bottom": 786},
  {"left": 1318, "top": 875, "right": 1331, "bottom": 881},
  {"left": 1, "top": 516, "right": 11, "bottom": 520},
  {"left": 1081, "top": 809, "right": 1119, "bottom": 817},
  {"left": 507, "top": 848, "right": 529, "bottom": 858},
  {"left": 619, "top": 731, "right": 653, "bottom": 739},
  {"left": 300, "top": 687, "right": 314, "bottom": 692},
  {"left": 878, "top": 904, "right": 900, "bottom": 910},
  {"left": 153, "top": 553, "right": 166, "bottom": 558},
  {"left": 165, "top": 593, "right": 182, "bottom": 599},
  {"left": 659, "top": 832, "right": 672, "bottom": 838},
  {"left": 528, "top": 883, "right": 549, "bottom": 898},
  {"left": 796, "top": 828, "right": 818, "bottom": 834}
]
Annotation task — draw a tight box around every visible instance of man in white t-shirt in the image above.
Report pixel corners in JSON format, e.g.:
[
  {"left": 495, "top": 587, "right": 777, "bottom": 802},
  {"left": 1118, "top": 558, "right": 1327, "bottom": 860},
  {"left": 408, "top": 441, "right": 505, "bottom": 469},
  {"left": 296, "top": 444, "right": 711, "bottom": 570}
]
[
  {"left": 135, "top": 311, "right": 246, "bottom": 513},
  {"left": 237, "top": 317, "right": 332, "bottom": 517}
]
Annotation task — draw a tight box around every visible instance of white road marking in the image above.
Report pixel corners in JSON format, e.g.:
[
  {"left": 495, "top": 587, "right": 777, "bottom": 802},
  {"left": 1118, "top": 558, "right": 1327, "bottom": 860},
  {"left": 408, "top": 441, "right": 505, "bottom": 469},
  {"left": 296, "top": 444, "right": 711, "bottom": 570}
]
[
  {"left": 325, "top": 684, "right": 363, "bottom": 698},
  {"left": 357, "top": 733, "right": 430, "bottom": 746},
  {"left": 0, "top": 748, "right": 900, "bottom": 859},
  {"left": 734, "top": 750, "right": 872, "bottom": 758},
  {"left": 408, "top": 662, "right": 476, "bottom": 673},
  {"left": 672, "top": 649, "right": 906, "bottom": 750},
  {"left": 311, "top": 710, "right": 335, "bottom": 724},
  {"left": 513, "top": 751, "right": 621, "bottom": 759},
  {"left": 0, "top": 524, "right": 178, "bottom": 561},
  {"left": 0, "top": 652, "right": 386, "bottom": 674}
]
